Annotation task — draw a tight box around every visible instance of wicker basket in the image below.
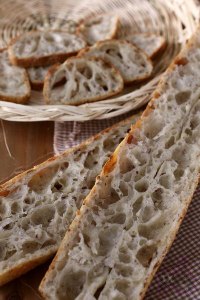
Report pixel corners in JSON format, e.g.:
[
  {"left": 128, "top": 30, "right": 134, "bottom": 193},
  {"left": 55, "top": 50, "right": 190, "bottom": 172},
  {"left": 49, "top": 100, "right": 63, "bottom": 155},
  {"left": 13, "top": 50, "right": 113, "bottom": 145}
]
[{"left": 0, "top": 0, "right": 199, "bottom": 121}]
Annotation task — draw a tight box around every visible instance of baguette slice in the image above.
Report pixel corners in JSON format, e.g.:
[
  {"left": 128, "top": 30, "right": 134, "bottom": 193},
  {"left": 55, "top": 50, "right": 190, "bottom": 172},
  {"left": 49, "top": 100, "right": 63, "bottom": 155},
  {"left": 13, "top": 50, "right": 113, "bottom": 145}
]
[
  {"left": 27, "top": 66, "right": 49, "bottom": 90},
  {"left": 78, "top": 40, "right": 153, "bottom": 83},
  {"left": 0, "top": 113, "right": 140, "bottom": 286},
  {"left": 43, "top": 56, "right": 124, "bottom": 105},
  {"left": 77, "top": 15, "right": 119, "bottom": 46},
  {"left": 125, "top": 33, "right": 166, "bottom": 58},
  {"left": 8, "top": 31, "right": 86, "bottom": 68},
  {"left": 0, "top": 49, "right": 31, "bottom": 104},
  {"left": 40, "top": 28, "right": 200, "bottom": 300}
]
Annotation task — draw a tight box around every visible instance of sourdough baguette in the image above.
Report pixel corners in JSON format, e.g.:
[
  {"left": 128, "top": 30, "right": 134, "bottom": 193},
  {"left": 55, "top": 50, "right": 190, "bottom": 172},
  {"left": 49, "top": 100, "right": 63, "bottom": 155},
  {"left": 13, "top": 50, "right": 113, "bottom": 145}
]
[
  {"left": 125, "top": 33, "right": 166, "bottom": 58},
  {"left": 77, "top": 15, "right": 119, "bottom": 46},
  {"left": 43, "top": 56, "right": 124, "bottom": 105},
  {"left": 0, "top": 49, "right": 31, "bottom": 103},
  {"left": 40, "top": 28, "right": 200, "bottom": 300},
  {"left": 8, "top": 31, "right": 86, "bottom": 68},
  {"left": 0, "top": 114, "right": 140, "bottom": 286},
  {"left": 78, "top": 40, "right": 153, "bottom": 83},
  {"left": 27, "top": 66, "right": 49, "bottom": 90}
]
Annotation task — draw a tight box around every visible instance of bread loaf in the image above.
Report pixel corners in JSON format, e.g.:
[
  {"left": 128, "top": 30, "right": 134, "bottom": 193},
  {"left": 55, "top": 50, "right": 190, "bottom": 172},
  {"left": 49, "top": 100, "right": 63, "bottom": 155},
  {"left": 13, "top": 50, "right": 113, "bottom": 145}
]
[
  {"left": 8, "top": 31, "right": 86, "bottom": 68},
  {"left": 40, "top": 28, "right": 200, "bottom": 300},
  {"left": 78, "top": 40, "right": 153, "bottom": 83},
  {"left": 43, "top": 56, "right": 124, "bottom": 105},
  {"left": 0, "top": 114, "right": 140, "bottom": 286},
  {"left": 0, "top": 49, "right": 31, "bottom": 103},
  {"left": 77, "top": 15, "right": 119, "bottom": 45},
  {"left": 125, "top": 33, "right": 166, "bottom": 58},
  {"left": 27, "top": 66, "right": 49, "bottom": 90}
]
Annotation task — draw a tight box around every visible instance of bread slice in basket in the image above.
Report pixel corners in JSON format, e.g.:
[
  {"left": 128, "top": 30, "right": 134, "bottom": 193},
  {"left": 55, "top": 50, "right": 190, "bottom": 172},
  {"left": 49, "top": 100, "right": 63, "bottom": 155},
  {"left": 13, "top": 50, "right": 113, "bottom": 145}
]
[
  {"left": 77, "top": 15, "right": 119, "bottom": 45},
  {"left": 40, "top": 28, "right": 200, "bottom": 300},
  {"left": 125, "top": 33, "right": 166, "bottom": 58},
  {"left": 0, "top": 113, "right": 140, "bottom": 286},
  {"left": 8, "top": 31, "right": 86, "bottom": 68},
  {"left": 0, "top": 49, "right": 31, "bottom": 104},
  {"left": 27, "top": 66, "right": 49, "bottom": 90},
  {"left": 78, "top": 40, "right": 153, "bottom": 83},
  {"left": 43, "top": 56, "right": 124, "bottom": 105}
]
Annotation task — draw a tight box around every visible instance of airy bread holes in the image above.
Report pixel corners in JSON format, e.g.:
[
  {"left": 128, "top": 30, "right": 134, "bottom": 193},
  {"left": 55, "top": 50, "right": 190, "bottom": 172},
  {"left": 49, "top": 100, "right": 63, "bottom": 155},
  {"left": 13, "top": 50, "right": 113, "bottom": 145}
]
[
  {"left": 134, "top": 179, "right": 149, "bottom": 193},
  {"left": 11, "top": 202, "right": 21, "bottom": 214},
  {"left": 116, "top": 265, "right": 133, "bottom": 277},
  {"left": 143, "top": 118, "right": 164, "bottom": 139},
  {"left": 83, "top": 81, "right": 91, "bottom": 92},
  {"left": 151, "top": 188, "right": 164, "bottom": 209},
  {"left": 119, "top": 157, "right": 134, "bottom": 174},
  {"left": 22, "top": 241, "right": 39, "bottom": 254},
  {"left": 136, "top": 244, "right": 157, "bottom": 267},
  {"left": 115, "top": 279, "right": 131, "bottom": 296},
  {"left": 83, "top": 66, "right": 93, "bottom": 79},
  {"left": 119, "top": 252, "right": 131, "bottom": 264},
  {"left": 107, "top": 213, "right": 126, "bottom": 224},
  {"left": 159, "top": 175, "right": 171, "bottom": 189},
  {"left": 58, "top": 270, "right": 86, "bottom": 300},
  {"left": 98, "top": 226, "right": 119, "bottom": 256},
  {"left": 30, "top": 206, "right": 55, "bottom": 226},
  {"left": 175, "top": 90, "right": 191, "bottom": 105},
  {"left": 165, "top": 135, "right": 175, "bottom": 149}
]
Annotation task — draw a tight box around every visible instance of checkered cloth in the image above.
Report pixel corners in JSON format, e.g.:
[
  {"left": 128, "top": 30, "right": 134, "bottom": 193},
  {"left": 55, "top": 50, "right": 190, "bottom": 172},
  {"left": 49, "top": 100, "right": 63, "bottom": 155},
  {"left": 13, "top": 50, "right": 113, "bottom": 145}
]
[{"left": 53, "top": 116, "right": 200, "bottom": 299}]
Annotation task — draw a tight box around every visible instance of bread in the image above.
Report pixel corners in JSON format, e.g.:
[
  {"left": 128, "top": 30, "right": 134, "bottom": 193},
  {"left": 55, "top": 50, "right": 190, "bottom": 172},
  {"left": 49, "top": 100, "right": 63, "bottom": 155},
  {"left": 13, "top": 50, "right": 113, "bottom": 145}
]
[
  {"left": 43, "top": 56, "right": 124, "bottom": 105},
  {"left": 40, "top": 27, "right": 200, "bottom": 300},
  {"left": 78, "top": 40, "right": 153, "bottom": 83},
  {"left": 27, "top": 66, "right": 49, "bottom": 90},
  {"left": 8, "top": 31, "right": 86, "bottom": 68},
  {"left": 125, "top": 33, "right": 166, "bottom": 58},
  {"left": 0, "top": 49, "right": 31, "bottom": 104},
  {"left": 0, "top": 113, "right": 140, "bottom": 286},
  {"left": 77, "top": 15, "right": 119, "bottom": 46}
]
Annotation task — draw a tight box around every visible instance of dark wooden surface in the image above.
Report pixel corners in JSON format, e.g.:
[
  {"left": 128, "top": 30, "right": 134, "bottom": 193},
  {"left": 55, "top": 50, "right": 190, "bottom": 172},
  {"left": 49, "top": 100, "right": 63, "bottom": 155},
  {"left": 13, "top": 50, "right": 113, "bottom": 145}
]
[
  {"left": 0, "top": 121, "right": 54, "bottom": 184},
  {"left": 0, "top": 121, "right": 55, "bottom": 299}
]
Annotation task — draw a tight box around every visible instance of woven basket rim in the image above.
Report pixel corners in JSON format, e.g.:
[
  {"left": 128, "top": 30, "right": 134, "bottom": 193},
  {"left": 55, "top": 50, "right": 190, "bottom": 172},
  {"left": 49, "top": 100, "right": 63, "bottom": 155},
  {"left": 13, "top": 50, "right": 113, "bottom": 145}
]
[{"left": 0, "top": 0, "right": 199, "bottom": 122}]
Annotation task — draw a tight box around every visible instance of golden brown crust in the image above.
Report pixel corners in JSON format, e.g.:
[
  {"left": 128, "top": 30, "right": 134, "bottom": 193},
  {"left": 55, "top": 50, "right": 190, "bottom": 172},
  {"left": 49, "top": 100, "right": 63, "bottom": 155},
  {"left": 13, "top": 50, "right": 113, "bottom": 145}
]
[
  {"left": 0, "top": 69, "right": 31, "bottom": 104},
  {"left": 77, "top": 15, "right": 119, "bottom": 45},
  {"left": 0, "top": 247, "right": 56, "bottom": 287},
  {"left": 40, "top": 27, "right": 200, "bottom": 299},
  {"left": 8, "top": 31, "right": 86, "bottom": 68},
  {"left": 0, "top": 113, "right": 140, "bottom": 286},
  {"left": 139, "top": 176, "right": 199, "bottom": 300},
  {"left": 78, "top": 39, "right": 153, "bottom": 84},
  {"left": 43, "top": 56, "right": 124, "bottom": 106}
]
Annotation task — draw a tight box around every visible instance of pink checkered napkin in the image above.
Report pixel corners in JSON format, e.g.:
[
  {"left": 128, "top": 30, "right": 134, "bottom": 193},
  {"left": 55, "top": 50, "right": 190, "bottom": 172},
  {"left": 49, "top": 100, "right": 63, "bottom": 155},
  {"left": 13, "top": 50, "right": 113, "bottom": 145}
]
[
  {"left": 145, "top": 186, "right": 200, "bottom": 300},
  {"left": 54, "top": 118, "right": 200, "bottom": 300}
]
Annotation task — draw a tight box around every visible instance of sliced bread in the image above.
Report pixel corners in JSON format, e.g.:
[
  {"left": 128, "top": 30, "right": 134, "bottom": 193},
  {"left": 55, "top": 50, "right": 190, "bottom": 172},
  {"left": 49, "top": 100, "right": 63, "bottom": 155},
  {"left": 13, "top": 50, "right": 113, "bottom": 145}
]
[
  {"left": 0, "top": 113, "right": 140, "bottom": 286},
  {"left": 77, "top": 15, "right": 119, "bottom": 46},
  {"left": 43, "top": 56, "right": 124, "bottom": 105},
  {"left": 78, "top": 40, "right": 153, "bottom": 83},
  {"left": 125, "top": 33, "right": 166, "bottom": 58},
  {"left": 0, "top": 49, "right": 31, "bottom": 104},
  {"left": 8, "top": 31, "right": 86, "bottom": 68},
  {"left": 40, "top": 28, "right": 200, "bottom": 300},
  {"left": 27, "top": 66, "right": 49, "bottom": 90}
]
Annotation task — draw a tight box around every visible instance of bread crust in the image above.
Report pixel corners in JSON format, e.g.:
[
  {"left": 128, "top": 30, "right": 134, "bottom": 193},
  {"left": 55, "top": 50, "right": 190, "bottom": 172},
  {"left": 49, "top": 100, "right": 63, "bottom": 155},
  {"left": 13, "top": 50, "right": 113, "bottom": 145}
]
[
  {"left": 78, "top": 39, "right": 153, "bottom": 83},
  {"left": 77, "top": 15, "right": 119, "bottom": 45},
  {"left": 8, "top": 31, "right": 86, "bottom": 68},
  {"left": 125, "top": 32, "right": 166, "bottom": 59},
  {"left": 43, "top": 56, "right": 124, "bottom": 105},
  {"left": 0, "top": 113, "right": 141, "bottom": 287},
  {"left": 39, "top": 27, "right": 200, "bottom": 299},
  {"left": 0, "top": 247, "right": 57, "bottom": 287},
  {"left": 0, "top": 49, "right": 31, "bottom": 104}
]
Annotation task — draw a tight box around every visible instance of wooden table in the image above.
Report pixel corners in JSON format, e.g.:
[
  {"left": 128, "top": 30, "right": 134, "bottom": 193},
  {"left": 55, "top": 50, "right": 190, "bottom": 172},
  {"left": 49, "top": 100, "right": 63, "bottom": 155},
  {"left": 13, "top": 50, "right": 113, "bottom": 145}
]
[{"left": 0, "top": 120, "right": 55, "bottom": 299}]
